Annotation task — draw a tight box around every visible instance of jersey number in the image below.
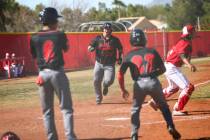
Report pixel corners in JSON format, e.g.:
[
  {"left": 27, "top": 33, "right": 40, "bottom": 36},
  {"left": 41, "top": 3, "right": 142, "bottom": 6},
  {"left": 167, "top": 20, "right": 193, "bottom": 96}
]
[{"left": 131, "top": 54, "right": 154, "bottom": 74}]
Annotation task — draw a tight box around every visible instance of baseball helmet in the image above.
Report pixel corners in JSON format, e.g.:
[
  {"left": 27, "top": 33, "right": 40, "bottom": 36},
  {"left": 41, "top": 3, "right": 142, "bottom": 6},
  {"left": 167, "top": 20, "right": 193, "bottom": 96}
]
[
  {"left": 103, "top": 22, "right": 112, "bottom": 30},
  {"left": 0, "top": 131, "right": 20, "bottom": 140},
  {"left": 181, "top": 24, "right": 195, "bottom": 38},
  {"left": 39, "top": 7, "right": 62, "bottom": 25},
  {"left": 130, "top": 29, "right": 147, "bottom": 47}
]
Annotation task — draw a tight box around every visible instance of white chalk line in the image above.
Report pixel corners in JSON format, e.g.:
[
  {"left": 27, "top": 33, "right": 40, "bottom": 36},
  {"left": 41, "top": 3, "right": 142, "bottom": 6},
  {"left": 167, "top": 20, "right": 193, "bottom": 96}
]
[
  {"left": 106, "top": 117, "right": 130, "bottom": 121},
  {"left": 103, "top": 115, "right": 210, "bottom": 128},
  {"left": 195, "top": 80, "right": 210, "bottom": 87}
]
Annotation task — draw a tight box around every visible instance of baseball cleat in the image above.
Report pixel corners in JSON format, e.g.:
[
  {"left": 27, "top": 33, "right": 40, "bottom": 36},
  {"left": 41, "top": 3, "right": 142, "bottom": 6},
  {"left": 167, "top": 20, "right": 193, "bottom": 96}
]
[
  {"left": 172, "top": 110, "right": 188, "bottom": 116},
  {"left": 148, "top": 100, "right": 159, "bottom": 111},
  {"left": 131, "top": 133, "right": 138, "bottom": 140},
  {"left": 168, "top": 127, "right": 181, "bottom": 140},
  {"left": 102, "top": 86, "right": 108, "bottom": 96}
]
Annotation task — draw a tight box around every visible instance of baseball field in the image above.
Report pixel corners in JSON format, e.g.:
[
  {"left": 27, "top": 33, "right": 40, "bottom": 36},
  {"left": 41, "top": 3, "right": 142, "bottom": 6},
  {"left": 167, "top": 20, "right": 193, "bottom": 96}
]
[{"left": 0, "top": 57, "right": 210, "bottom": 140}]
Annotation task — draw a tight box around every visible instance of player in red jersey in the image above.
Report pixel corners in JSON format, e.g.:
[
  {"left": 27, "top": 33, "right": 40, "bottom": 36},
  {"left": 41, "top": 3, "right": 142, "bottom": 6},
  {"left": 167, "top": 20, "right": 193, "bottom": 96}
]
[{"left": 149, "top": 24, "right": 197, "bottom": 116}]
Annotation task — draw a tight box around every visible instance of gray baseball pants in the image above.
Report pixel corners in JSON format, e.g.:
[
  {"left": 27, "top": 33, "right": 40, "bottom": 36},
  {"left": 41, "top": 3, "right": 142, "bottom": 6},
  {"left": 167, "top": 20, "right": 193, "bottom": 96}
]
[
  {"left": 131, "top": 77, "right": 175, "bottom": 136},
  {"left": 93, "top": 61, "right": 115, "bottom": 103},
  {"left": 38, "top": 68, "right": 76, "bottom": 140}
]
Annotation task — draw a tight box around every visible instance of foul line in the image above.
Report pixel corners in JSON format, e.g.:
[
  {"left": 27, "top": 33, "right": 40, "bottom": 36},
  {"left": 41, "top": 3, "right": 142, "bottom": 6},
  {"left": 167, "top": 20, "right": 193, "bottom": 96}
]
[
  {"left": 103, "top": 115, "right": 210, "bottom": 128},
  {"left": 194, "top": 80, "right": 210, "bottom": 87}
]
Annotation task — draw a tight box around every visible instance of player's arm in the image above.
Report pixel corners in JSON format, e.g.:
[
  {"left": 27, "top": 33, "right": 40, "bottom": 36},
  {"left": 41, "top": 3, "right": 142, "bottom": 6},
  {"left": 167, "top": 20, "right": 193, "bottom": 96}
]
[
  {"left": 152, "top": 50, "right": 166, "bottom": 76},
  {"left": 88, "top": 36, "right": 98, "bottom": 52},
  {"left": 30, "top": 36, "right": 37, "bottom": 59},
  {"left": 180, "top": 54, "right": 196, "bottom": 72},
  {"left": 116, "top": 38, "right": 123, "bottom": 65},
  {"left": 61, "top": 32, "right": 69, "bottom": 52},
  {"left": 118, "top": 62, "right": 129, "bottom": 100}
]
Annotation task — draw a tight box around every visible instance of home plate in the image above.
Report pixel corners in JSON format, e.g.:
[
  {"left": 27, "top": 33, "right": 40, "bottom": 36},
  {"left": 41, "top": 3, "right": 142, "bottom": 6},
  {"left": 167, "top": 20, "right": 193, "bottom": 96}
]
[{"left": 106, "top": 117, "right": 130, "bottom": 121}]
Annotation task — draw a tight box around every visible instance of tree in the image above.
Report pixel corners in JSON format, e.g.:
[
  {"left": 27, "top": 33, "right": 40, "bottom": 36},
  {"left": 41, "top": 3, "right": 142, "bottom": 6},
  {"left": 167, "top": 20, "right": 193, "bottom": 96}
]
[
  {"left": 200, "top": 0, "right": 210, "bottom": 30},
  {"left": 0, "top": 0, "right": 19, "bottom": 31},
  {"left": 112, "top": 0, "right": 126, "bottom": 18},
  {"left": 6, "top": 5, "right": 36, "bottom": 32},
  {"left": 167, "top": 0, "right": 205, "bottom": 29}
]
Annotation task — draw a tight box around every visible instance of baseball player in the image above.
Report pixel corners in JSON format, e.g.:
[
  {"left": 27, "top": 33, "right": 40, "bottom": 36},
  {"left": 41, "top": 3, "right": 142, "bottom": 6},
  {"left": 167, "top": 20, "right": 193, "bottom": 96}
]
[
  {"left": 149, "top": 24, "right": 196, "bottom": 116},
  {"left": 118, "top": 29, "right": 181, "bottom": 140},
  {"left": 88, "top": 22, "right": 123, "bottom": 104},
  {"left": 30, "top": 7, "right": 76, "bottom": 140}
]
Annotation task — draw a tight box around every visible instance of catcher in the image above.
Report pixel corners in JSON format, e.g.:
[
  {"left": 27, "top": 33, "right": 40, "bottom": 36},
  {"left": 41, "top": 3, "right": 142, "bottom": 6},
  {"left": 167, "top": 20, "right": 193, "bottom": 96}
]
[{"left": 149, "top": 24, "right": 197, "bottom": 116}]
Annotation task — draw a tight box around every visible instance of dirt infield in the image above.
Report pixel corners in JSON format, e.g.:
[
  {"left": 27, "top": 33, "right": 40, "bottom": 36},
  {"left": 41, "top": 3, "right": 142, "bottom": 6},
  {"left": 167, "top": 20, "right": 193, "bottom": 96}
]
[{"left": 1, "top": 62, "right": 210, "bottom": 140}]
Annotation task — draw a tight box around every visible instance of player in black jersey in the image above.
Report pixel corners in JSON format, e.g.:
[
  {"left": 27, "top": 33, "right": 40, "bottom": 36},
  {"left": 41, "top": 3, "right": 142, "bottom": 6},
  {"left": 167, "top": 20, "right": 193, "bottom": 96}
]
[
  {"left": 30, "top": 7, "right": 76, "bottom": 140},
  {"left": 88, "top": 23, "right": 123, "bottom": 104},
  {"left": 118, "top": 29, "right": 181, "bottom": 140}
]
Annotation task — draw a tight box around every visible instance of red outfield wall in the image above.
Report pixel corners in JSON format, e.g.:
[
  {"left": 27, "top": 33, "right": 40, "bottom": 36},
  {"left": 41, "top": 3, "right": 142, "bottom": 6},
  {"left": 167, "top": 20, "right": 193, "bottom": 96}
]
[{"left": 0, "top": 31, "right": 210, "bottom": 74}]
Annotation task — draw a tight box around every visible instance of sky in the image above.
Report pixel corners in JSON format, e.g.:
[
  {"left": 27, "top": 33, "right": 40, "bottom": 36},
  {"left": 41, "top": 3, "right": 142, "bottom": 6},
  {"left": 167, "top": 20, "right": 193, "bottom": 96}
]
[{"left": 15, "top": 0, "right": 153, "bottom": 10}]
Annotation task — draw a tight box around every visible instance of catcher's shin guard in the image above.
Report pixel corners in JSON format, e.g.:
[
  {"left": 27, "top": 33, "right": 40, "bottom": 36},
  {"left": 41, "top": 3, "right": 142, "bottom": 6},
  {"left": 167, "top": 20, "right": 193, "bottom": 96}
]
[{"left": 174, "top": 83, "right": 194, "bottom": 111}]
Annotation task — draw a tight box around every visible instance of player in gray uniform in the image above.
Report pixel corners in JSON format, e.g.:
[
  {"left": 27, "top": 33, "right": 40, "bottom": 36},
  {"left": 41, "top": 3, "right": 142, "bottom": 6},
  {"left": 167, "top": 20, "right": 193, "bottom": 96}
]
[
  {"left": 118, "top": 29, "right": 181, "bottom": 140},
  {"left": 88, "top": 23, "right": 123, "bottom": 104},
  {"left": 30, "top": 7, "right": 76, "bottom": 140}
]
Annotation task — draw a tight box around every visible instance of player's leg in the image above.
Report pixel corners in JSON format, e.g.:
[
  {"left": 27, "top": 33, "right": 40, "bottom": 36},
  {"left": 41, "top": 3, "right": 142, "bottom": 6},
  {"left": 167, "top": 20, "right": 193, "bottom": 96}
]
[
  {"left": 163, "top": 62, "right": 180, "bottom": 98},
  {"left": 148, "top": 76, "right": 179, "bottom": 111},
  {"left": 102, "top": 64, "right": 115, "bottom": 96},
  {"left": 163, "top": 76, "right": 179, "bottom": 98},
  {"left": 131, "top": 81, "right": 146, "bottom": 140},
  {"left": 52, "top": 68, "right": 76, "bottom": 140},
  {"left": 93, "top": 62, "right": 104, "bottom": 104},
  {"left": 39, "top": 70, "right": 58, "bottom": 140},
  {"left": 171, "top": 72, "right": 194, "bottom": 113},
  {"left": 150, "top": 78, "right": 181, "bottom": 139}
]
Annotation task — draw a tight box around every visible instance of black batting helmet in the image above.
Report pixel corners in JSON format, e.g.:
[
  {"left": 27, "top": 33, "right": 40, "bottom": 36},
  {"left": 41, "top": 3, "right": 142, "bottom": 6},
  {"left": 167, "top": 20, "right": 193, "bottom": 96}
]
[
  {"left": 130, "top": 29, "right": 147, "bottom": 47},
  {"left": 103, "top": 22, "right": 112, "bottom": 30},
  {"left": 39, "top": 7, "right": 62, "bottom": 25}
]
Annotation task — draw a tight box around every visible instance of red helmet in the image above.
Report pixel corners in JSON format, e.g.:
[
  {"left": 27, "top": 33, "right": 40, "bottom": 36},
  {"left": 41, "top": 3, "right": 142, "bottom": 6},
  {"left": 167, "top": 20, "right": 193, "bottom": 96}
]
[{"left": 181, "top": 24, "right": 195, "bottom": 38}]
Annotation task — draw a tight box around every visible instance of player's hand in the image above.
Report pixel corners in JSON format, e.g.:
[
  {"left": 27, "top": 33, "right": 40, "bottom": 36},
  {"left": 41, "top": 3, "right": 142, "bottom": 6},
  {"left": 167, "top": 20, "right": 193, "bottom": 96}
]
[
  {"left": 190, "top": 65, "right": 196, "bottom": 72},
  {"left": 36, "top": 75, "right": 44, "bottom": 86},
  {"left": 117, "top": 57, "right": 122, "bottom": 65},
  {"left": 88, "top": 46, "right": 95, "bottom": 52},
  {"left": 121, "top": 89, "right": 129, "bottom": 100}
]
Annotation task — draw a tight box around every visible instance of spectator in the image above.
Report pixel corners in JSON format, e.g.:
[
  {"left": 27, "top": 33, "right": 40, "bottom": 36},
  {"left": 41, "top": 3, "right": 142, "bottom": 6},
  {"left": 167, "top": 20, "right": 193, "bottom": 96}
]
[
  {"left": 10, "top": 53, "right": 24, "bottom": 77},
  {"left": 3, "top": 53, "right": 11, "bottom": 78}
]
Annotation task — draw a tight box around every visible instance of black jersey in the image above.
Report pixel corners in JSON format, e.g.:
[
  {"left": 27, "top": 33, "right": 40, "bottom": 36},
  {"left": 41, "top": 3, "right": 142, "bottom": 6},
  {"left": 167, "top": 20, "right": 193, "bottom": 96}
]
[
  {"left": 89, "top": 35, "right": 123, "bottom": 65},
  {"left": 30, "top": 30, "right": 68, "bottom": 70},
  {"left": 120, "top": 47, "right": 166, "bottom": 81}
]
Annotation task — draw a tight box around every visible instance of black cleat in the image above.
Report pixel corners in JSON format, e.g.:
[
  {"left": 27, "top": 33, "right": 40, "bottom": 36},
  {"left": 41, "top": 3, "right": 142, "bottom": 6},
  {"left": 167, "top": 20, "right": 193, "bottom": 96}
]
[
  {"left": 168, "top": 127, "right": 181, "bottom": 140},
  {"left": 102, "top": 86, "right": 108, "bottom": 96},
  {"left": 131, "top": 134, "right": 138, "bottom": 140}
]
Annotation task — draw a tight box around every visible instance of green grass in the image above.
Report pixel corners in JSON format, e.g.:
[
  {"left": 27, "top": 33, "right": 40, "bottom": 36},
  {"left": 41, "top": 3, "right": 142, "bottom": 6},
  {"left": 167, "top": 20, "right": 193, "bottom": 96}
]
[
  {"left": 192, "top": 84, "right": 210, "bottom": 99},
  {"left": 0, "top": 57, "right": 210, "bottom": 108}
]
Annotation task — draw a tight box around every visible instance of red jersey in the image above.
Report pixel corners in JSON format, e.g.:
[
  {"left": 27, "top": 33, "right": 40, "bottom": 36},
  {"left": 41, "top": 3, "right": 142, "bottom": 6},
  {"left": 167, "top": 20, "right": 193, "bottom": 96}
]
[
  {"left": 166, "top": 39, "right": 192, "bottom": 67},
  {"left": 3, "top": 59, "right": 11, "bottom": 67}
]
